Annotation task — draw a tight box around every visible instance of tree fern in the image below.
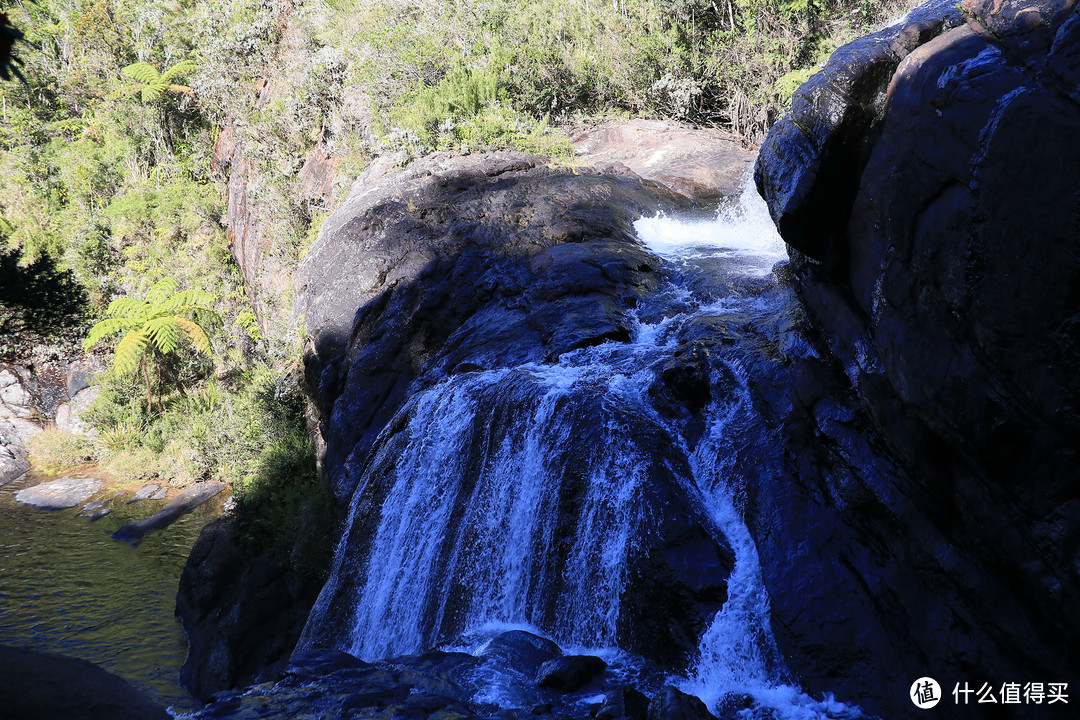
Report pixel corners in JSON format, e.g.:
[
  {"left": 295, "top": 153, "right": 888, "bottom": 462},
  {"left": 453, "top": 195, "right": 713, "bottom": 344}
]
[
  {"left": 110, "top": 59, "right": 197, "bottom": 102},
  {"left": 83, "top": 277, "right": 220, "bottom": 412}
]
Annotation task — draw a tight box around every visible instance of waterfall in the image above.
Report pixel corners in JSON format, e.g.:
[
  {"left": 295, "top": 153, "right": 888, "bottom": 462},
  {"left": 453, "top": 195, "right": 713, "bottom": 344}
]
[{"left": 300, "top": 178, "right": 865, "bottom": 719}]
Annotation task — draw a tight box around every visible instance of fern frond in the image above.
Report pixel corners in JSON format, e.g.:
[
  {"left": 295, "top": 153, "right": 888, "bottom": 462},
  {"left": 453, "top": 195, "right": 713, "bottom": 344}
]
[
  {"left": 121, "top": 62, "right": 162, "bottom": 85},
  {"left": 160, "top": 59, "right": 197, "bottom": 84},
  {"left": 145, "top": 316, "right": 180, "bottom": 355},
  {"left": 107, "top": 86, "right": 144, "bottom": 100},
  {"left": 146, "top": 277, "right": 180, "bottom": 306},
  {"left": 141, "top": 86, "right": 162, "bottom": 102},
  {"left": 166, "top": 84, "right": 194, "bottom": 96},
  {"left": 176, "top": 317, "right": 212, "bottom": 356},
  {"left": 83, "top": 317, "right": 141, "bottom": 350},
  {"left": 106, "top": 296, "right": 148, "bottom": 319},
  {"left": 160, "top": 288, "right": 215, "bottom": 314},
  {"left": 113, "top": 329, "right": 150, "bottom": 375}
]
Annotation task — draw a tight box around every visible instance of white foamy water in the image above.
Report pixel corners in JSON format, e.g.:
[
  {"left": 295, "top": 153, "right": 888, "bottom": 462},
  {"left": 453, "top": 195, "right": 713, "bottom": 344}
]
[{"left": 633, "top": 178, "right": 786, "bottom": 270}]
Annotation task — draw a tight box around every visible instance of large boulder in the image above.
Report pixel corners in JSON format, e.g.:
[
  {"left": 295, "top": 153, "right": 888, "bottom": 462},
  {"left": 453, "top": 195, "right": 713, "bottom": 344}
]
[
  {"left": 0, "top": 646, "right": 170, "bottom": 720},
  {"left": 570, "top": 119, "right": 755, "bottom": 203},
  {"left": 754, "top": 0, "right": 1080, "bottom": 717},
  {"left": 176, "top": 516, "right": 320, "bottom": 700},
  {"left": 293, "top": 150, "right": 738, "bottom": 672},
  {"left": 14, "top": 474, "right": 103, "bottom": 509},
  {"left": 294, "top": 150, "right": 696, "bottom": 501}
]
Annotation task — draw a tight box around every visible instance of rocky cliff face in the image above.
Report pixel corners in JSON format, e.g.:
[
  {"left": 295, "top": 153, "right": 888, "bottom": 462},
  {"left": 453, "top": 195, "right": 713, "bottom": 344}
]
[
  {"left": 755, "top": 0, "right": 1080, "bottom": 716},
  {"left": 179, "top": 139, "right": 755, "bottom": 698},
  {"left": 293, "top": 150, "right": 734, "bottom": 669}
]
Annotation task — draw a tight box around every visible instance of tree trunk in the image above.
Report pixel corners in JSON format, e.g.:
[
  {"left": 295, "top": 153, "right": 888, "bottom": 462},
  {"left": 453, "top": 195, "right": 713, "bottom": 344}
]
[
  {"left": 156, "top": 359, "right": 163, "bottom": 414},
  {"left": 142, "top": 355, "right": 153, "bottom": 414}
]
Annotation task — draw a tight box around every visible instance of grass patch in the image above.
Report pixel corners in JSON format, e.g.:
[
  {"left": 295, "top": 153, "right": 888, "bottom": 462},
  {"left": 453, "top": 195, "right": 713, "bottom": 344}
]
[{"left": 27, "top": 429, "right": 97, "bottom": 470}]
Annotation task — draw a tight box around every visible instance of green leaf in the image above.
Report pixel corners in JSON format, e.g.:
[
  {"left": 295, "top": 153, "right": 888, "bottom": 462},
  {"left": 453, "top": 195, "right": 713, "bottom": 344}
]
[
  {"left": 121, "top": 62, "right": 163, "bottom": 85},
  {"left": 160, "top": 59, "right": 197, "bottom": 84},
  {"left": 83, "top": 317, "right": 140, "bottom": 351},
  {"left": 145, "top": 316, "right": 180, "bottom": 355},
  {"left": 113, "top": 328, "right": 150, "bottom": 375},
  {"left": 176, "top": 317, "right": 212, "bottom": 355}
]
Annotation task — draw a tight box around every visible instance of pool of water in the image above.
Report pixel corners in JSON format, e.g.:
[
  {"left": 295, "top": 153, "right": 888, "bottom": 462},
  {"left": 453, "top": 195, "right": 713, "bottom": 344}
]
[{"left": 0, "top": 469, "right": 223, "bottom": 713}]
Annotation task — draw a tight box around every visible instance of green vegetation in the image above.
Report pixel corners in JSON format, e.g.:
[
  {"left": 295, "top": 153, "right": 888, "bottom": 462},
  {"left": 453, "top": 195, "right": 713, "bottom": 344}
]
[
  {"left": 111, "top": 60, "right": 197, "bottom": 102},
  {"left": 84, "top": 277, "right": 219, "bottom": 412},
  {"left": 27, "top": 428, "right": 97, "bottom": 469}
]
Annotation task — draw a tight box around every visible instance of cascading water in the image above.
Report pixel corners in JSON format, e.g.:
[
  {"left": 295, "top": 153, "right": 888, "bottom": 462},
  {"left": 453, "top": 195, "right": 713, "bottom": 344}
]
[{"left": 300, "top": 178, "right": 865, "bottom": 719}]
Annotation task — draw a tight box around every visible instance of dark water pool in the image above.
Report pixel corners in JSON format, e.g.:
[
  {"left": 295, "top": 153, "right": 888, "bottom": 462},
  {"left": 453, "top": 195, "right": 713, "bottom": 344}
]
[{"left": 0, "top": 469, "right": 222, "bottom": 713}]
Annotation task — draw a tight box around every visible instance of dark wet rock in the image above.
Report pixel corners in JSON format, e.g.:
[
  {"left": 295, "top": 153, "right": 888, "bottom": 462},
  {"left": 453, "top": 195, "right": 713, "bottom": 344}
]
[
  {"left": 595, "top": 687, "right": 650, "bottom": 720},
  {"left": 177, "top": 515, "right": 321, "bottom": 700},
  {"left": 754, "top": 0, "right": 1080, "bottom": 717},
  {"left": 647, "top": 686, "right": 716, "bottom": 720},
  {"left": 0, "top": 645, "right": 169, "bottom": 720},
  {"left": 536, "top": 655, "right": 607, "bottom": 692},
  {"left": 14, "top": 474, "right": 102, "bottom": 509},
  {"left": 754, "top": 0, "right": 964, "bottom": 264},
  {"left": 480, "top": 631, "right": 562, "bottom": 677},
  {"left": 570, "top": 120, "right": 755, "bottom": 203},
  {"left": 113, "top": 480, "right": 225, "bottom": 540},
  {"left": 295, "top": 151, "right": 692, "bottom": 503},
  {"left": 187, "top": 647, "right": 486, "bottom": 720},
  {"left": 185, "top": 644, "right": 659, "bottom": 720}
]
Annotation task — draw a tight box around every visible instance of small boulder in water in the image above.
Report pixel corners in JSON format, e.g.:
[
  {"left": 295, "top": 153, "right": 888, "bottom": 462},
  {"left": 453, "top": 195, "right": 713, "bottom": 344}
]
[
  {"left": 647, "top": 686, "right": 716, "bottom": 720},
  {"left": 536, "top": 655, "right": 607, "bottom": 692},
  {"left": 596, "top": 687, "right": 650, "bottom": 720},
  {"left": 14, "top": 475, "right": 102, "bottom": 510},
  {"left": 126, "top": 484, "right": 160, "bottom": 503},
  {"left": 112, "top": 480, "right": 226, "bottom": 541},
  {"left": 79, "top": 500, "right": 111, "bottom": 521},
  {"left": 480, "top": 631, "right": 562, "bottom": 676}
]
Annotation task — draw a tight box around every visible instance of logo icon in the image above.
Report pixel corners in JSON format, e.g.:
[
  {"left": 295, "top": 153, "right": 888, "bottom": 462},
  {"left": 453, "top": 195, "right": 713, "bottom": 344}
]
[{"left": 911, "top": 677, "right": 942, "bottom": 709}]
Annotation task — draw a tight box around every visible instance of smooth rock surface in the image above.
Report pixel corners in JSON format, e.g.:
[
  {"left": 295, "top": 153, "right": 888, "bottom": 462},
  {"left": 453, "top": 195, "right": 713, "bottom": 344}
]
[
  {"left": 177, "top": 515, "right": 320, "bottom": 700},
  {"left": 570, "top": 120, "right": 755, "bottom": 203},
  {"left": 0, "top": 418, "right": 29, "bottom": 486},
  {"left": 646, "top": 686, "right": 716, "bottom": 720},
  {"left": 0, "top": 645, "right": 170, "bottom": 720},
  {"left": 536, "top": 655, "right": 607, "bottom": 692},
  {"left": 596, "top": 687, "right": 650, "bottom": 720},
  {"left": 128, "top": 483, "right": 161, "bottom": 503},
  {"left": 754, "top": 0, "right": 1080, "bottom": 716},
  {"left": 14, "top": 474, "right": 102, "bottom": 510},
  {"left": 479, "top": 631, "right": 562, "bottom": 676}
]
